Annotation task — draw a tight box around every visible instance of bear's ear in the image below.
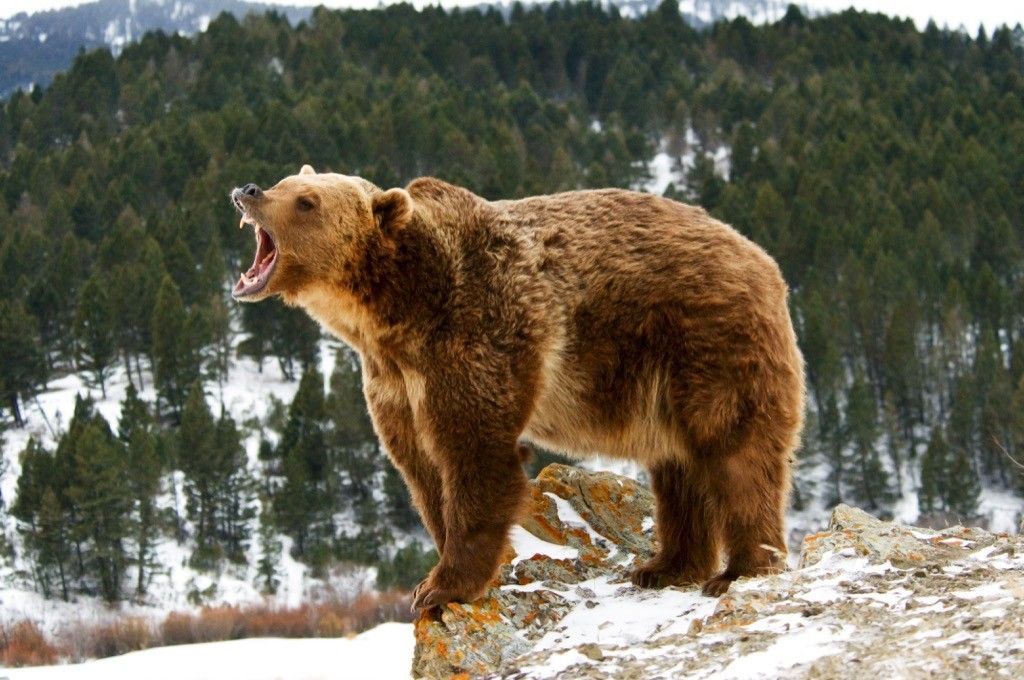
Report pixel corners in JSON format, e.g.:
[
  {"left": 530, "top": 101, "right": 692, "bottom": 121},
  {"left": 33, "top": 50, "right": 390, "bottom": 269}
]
[
  {"left": 299, "top": 164, "right": 315, "bottom": 175},
  {"left": 372, "top": 188, "right": 413, "bottom": 234}
]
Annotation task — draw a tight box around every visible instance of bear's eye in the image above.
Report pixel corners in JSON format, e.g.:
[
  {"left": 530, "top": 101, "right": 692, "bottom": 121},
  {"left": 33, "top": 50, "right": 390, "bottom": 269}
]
[{"left": 296, "top": 195, "right": 317, "bottom": 212}]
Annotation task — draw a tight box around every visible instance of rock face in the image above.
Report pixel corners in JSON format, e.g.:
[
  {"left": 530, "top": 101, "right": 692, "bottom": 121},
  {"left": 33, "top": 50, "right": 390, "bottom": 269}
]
[{"left": 412, "top": 464, "right": 1024, "bottom": 679}]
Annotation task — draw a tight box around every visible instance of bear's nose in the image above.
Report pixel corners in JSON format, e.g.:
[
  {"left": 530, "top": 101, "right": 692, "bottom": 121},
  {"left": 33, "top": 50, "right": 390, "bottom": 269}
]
[{"left": 241, "top": 183, "right": 263, "bottom": 198}]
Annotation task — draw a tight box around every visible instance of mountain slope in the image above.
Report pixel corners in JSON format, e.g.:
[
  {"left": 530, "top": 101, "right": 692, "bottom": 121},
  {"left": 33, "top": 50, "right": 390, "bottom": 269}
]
[
  {"left": 0, "top": 0, "right": 312, "bottom": 95},
  {"left": 0, "top": 0, "right": 818, "bottom": 96}
]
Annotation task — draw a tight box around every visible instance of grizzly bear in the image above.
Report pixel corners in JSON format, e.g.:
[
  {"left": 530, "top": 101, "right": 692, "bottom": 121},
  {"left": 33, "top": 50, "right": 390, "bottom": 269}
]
[{"left": 231, "top": 166, "right": 805, "bottom": 608}]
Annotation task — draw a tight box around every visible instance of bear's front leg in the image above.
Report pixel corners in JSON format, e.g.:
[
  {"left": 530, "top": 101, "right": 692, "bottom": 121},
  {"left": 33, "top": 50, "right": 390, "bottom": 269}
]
[
  {"left": 410, "top": 371, "right": 531, "bottom": 611},
  {"left": 363, "top": 356, "right": 448, "bottom": 553}
]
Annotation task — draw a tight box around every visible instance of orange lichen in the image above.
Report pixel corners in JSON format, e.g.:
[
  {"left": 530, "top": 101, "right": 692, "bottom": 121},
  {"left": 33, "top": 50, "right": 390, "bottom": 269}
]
[
  {"left": 585, "top": 479, "right": 614, "bottom": 504},
  {"left": 536, "top": 470, "right": 574, "bottom": 500},
  {"left": 803, "top": 531, "right": 830, "bottom": 544}
]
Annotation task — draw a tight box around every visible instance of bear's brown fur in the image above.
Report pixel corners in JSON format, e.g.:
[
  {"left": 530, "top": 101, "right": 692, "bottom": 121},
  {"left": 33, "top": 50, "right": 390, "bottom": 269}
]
[{"left": 231, "top": 167, "right": 805, "bottom": 607}]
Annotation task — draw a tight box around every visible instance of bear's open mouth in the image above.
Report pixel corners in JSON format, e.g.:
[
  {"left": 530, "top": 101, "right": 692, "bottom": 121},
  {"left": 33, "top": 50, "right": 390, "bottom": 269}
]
[{"left": 233, "top": 218, "right": 278, "bottom": 298}]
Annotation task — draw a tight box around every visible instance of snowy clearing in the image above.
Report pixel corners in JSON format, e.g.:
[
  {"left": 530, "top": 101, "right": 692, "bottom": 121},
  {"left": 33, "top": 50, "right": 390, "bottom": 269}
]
[{"left": 5, "top": 622, "right": 415, "bottom": 680}]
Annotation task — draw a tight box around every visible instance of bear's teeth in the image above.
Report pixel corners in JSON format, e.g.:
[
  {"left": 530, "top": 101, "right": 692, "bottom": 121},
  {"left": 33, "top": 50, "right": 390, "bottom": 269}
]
[{"left": 239, "top": 217, "right": 246, "bottom": 230}]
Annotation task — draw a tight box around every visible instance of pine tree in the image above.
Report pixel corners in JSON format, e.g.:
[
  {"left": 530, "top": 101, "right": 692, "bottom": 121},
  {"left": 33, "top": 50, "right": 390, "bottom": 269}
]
[
  {"left": 946, "top": 445, "right": 982, "bottom": 519},
  {"left": 919, "top": 426, "right": 948, "bottom": 514},
  {"left": 74, "top": 271, "right": 117, "bottom": 397},
  {"left": 269, "top": 306, "right": 320, "bottom": 381},
  {"left": 164, "top": 234, "right": 200, "bottom": 306},
  {"left": 186, "top": 304, "right": 212, "bottom": 382},
  {"left": 327, "top": 355, "right": 386, "bottom": 562},
  {"left": 273, "top": 368, "right": 333, "bottom": 564},
  {"left": 118, "top": 383, "right": 151, "bottom": 444},
  {"left": 820, "top": 393, "right": 845, "bottom": 506},
  {"left": 71, "top": 191, "right": 101, "bottom": 242},
  {"left": 205, "top": 293, "right": 234, "bottom": 391},
  {"left": 37, "top": 487, "right": 72, "bottom": 601},
  {"left": 0, "top": 300, "right": 47, "bottom": 425},
  {"left": 844, "top": 372, "right": 895, "bottom": 512},
  {"left": 947, "top": 376, "right": 977, "bottom": 473},
  {"left": 328, "top": 352, "right": 377, "bottom": 448},
  {"left": 68, "top": 422, "right": 131, "bottom": 602},
  {"left": 213, "top": 410, "right": 255, "bottom": 563},
  {"left": 1011, "top": 377, "right": 1024, "bottom": 495},
  {"left": 178, "top": 382, "right": 219, "bottom": 564},
  {"left": 125, "top": 428, "right": 160, "bottom": 597},
  {"left": 151, "top": 276, "right": 197, "bottom": 419},
  {"left": 114, "top": 384, "right": 161, "bottom": 594},
  {"left": 12, "top": 438, "right": 71, "bottom": 600},
  {"left": 383, "top": 464, "right": 420, "bottom": 532},
  {"left": 200, "top": 234, "right": 226, "bottom": 300},
  {"left": 256, "top": 495, "right": 282, "bottom": 595},
  {"left": 178, "top": 383, "right": 253, "bottom": 566},
  {"left": 686, "top": 152, "right": 724, "bottom": 211},
  {"left": 237, "top": 301, "right": 273, "bottom": 371},
  {"left": 275, "top": 450, "right": 316, "bottom": 559}
]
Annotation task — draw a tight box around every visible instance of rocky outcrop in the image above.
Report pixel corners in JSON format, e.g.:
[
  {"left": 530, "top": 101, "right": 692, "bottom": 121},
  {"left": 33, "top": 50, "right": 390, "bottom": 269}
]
[{"left": 412, "top": 464, "right": 1024, "bottom": 679}]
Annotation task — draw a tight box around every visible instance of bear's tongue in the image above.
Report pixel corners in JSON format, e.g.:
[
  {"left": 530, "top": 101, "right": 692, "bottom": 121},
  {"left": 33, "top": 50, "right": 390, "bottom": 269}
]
[{"left": 233, "top": 226, "right": 277, "bottom": 298}]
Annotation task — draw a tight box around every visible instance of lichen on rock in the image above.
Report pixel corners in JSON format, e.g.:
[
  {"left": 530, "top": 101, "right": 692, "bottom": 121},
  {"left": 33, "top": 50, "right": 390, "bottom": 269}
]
[
  {"left": 411, "top": 465, "right": 1024, "bottom": 679},
  {"left": 412, "top": 464, "right": 656, "bottom": 678}
]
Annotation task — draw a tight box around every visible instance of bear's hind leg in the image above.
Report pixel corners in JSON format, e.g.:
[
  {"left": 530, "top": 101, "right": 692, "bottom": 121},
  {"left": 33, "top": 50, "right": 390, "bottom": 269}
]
[
  {"left": 701, "top": 439, "right": 789, "bottom": 597},
  {"left": 631, "top": 460, "right": 721, "bottom": 588}
]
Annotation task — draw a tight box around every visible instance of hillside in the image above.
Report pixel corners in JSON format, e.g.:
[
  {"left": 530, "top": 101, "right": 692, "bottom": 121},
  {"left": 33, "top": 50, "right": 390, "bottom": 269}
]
[
  {"left": 0, "top": 0, "right": 810, "bottom": 97},
  {"left": 0, "top": 0, "right": 1023, "bottom": 666},
  {"left": 0, "top": 0, "right": 313, "bottom": 95}
]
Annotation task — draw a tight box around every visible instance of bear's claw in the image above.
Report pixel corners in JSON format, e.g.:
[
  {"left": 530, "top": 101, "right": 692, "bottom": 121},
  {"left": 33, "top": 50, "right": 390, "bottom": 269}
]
[
  {"left": 701, "top": 573, "right": 735, "bottom": 597},
  {"left": 411, "top": 579, "right": 457, "bottom": 611}
]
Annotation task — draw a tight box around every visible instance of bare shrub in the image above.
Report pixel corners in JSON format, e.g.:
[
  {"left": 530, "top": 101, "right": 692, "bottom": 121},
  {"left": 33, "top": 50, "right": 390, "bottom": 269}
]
[
  {"left": 2, "top": 588, "right": 415, "bottom": 667},
  {"left": 0, "top": 620, "right": 62, "bottom": 667},
  {"left": 83, "top": 617, "right": 154, "bottom": 659}
]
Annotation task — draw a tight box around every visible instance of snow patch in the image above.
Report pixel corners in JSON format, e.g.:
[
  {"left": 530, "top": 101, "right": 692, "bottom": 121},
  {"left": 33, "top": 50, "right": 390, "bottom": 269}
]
[
  {"left": 7, "top": 622, "right": 414, "bottom": 680},
  {"left": 716, "top": 623, "right": 853, "bottom": 679},
  {"left": 509, "top": 525, "right": 579, "bottom": 565}
]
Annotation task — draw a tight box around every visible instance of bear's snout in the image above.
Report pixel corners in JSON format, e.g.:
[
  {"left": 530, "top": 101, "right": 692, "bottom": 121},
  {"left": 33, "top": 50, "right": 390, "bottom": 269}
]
[{"left": 232, "top": 183, "right": 263, "bottom": 211}]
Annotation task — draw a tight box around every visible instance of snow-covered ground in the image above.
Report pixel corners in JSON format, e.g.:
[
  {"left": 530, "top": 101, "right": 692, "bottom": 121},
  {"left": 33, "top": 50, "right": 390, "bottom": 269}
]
[{"left": 6, "top": 622, "right": 415, "bottom": 680}]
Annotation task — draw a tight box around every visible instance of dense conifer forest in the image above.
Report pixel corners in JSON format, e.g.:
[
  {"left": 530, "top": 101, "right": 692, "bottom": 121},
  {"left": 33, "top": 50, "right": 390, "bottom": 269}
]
[{"left": 0, "top": 1, "right": 1022, "bottom": 603}]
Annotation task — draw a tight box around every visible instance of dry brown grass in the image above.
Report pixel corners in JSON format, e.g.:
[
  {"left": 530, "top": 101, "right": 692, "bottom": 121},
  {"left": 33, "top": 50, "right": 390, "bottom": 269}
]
[
  {"left": 158, "top": 591, "right": 412, "bottom": 645},
  {"left": 0, "top": 620, "right": 62, "bottom": 667},
  {"left": 82, "top": 617, "right": 155, "bottom": 659},
  {"left": 4, "top": 589, "right": 414, "bottom": 666}
]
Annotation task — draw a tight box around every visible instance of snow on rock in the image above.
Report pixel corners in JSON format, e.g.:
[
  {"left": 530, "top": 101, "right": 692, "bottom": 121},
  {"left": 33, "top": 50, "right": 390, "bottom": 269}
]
[
  {"left": 6, "top": 622, "right": 415, "bottom": 680},
  {"left": 413, "top": 465, "right": 1024, "bottom": 678}
]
